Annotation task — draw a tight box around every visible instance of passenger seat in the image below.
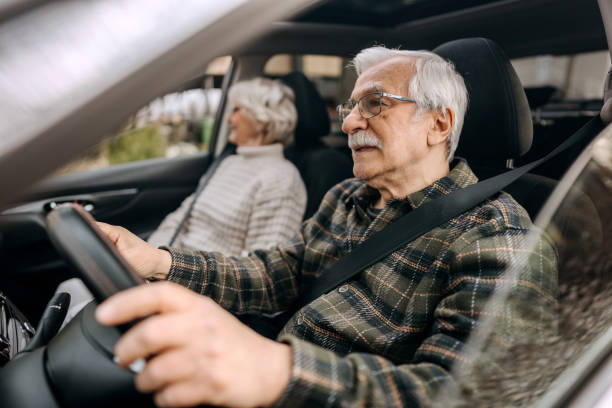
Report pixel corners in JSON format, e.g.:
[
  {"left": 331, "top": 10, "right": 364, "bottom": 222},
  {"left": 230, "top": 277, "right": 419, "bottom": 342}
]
[{"left": 280, "top": 72, "right": 354, "bottom": 220}]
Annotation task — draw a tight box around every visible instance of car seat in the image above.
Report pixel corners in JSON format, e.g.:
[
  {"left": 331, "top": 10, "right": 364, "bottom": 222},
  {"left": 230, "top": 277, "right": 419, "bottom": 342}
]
[
  {"left": 279, "top": 72, "right": 354, "bottom": 220},
  {"left": 433, "top": 38, "right": 557, "bottom": 219}
]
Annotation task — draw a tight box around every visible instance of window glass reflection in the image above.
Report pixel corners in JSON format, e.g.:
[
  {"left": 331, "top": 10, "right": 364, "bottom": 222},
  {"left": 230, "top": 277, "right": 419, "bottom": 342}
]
[{"left": 436, "top": 131, "right": 612, "bottom": 406}]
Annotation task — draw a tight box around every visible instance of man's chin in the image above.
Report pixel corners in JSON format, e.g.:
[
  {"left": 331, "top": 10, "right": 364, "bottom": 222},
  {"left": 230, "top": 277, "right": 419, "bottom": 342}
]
[{"left": 353, "top": 164, "right": 378, "bottom": 181}]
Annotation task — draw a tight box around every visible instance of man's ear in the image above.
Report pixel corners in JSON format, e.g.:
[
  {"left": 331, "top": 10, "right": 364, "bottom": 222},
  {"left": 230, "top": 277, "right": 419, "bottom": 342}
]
[{"left": 427, "top": 108, "right": 454, "bottom": 146}]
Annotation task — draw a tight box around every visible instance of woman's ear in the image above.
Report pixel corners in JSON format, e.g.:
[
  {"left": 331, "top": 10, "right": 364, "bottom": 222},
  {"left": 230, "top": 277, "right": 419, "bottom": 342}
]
[{"left": 427, "top": 108, "right": 454, "bottom": 147}]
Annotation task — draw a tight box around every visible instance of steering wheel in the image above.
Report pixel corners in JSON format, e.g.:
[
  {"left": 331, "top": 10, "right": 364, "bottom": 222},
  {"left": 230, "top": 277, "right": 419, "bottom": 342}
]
[
  {"left": 46, "top": 203, "right": 144, "bottom": 301},
  {"left": 0, "top": 203, "right": 153, "bottom": 407}
]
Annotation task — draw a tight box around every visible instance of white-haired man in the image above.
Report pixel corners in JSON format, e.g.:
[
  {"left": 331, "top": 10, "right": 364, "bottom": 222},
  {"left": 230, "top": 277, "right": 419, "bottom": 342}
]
[{"left": 96, "top": 47, "right": 557, "bottom": 407}]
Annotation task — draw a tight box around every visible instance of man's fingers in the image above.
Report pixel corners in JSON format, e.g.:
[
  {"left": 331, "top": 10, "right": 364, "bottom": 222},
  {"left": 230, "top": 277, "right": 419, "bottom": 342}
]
[
  {"left": 113, "top": 312, "right": 194, "bottom": 366},
  {"left": 95, "top": 282, "right": 194, "bottom": 326},
  {"left": 134, "top": 349, "right": 197, "bottom": 393},
  {"left": 96, "top": 222, "right": 120, "bottom": 244}
]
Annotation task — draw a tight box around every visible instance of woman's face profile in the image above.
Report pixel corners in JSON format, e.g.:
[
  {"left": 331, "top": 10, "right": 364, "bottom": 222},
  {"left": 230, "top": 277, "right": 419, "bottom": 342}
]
[{"left": 227, "top": 104, "right": 263, "bottom": 146}]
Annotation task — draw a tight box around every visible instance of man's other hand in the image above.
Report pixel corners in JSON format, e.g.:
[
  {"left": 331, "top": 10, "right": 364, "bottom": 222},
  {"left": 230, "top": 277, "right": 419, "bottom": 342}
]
[
  {"left": 97, "top": 222, "right": 172, "bottom": 280},
  {"left": 95, "top": 282, "right": 293, "bottom": 408}
]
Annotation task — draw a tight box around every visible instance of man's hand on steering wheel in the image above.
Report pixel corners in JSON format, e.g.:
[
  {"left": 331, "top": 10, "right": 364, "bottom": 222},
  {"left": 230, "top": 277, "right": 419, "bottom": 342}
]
[
  {"left": 97, "top": 223, "right": 172, "bottom": 281},
  {"left": 96, "top": 282, "right": 293, "bottom": 408}
]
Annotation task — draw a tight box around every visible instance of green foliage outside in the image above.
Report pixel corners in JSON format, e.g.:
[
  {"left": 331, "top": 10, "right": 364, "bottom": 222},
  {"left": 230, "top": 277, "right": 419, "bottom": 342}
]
[
  {"left": 201, "top": 115, "right": 215, "bottom": 147},
  {"left": 52, "top": 119, "right": 211, "bottom": 177},
  {"left": 106, "top": 125, "right": 168, "bottom": 165}
]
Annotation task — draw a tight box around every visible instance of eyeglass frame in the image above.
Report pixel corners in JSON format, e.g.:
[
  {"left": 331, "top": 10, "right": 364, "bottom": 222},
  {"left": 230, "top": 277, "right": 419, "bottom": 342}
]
[{"left": 336, "top": 92, "right": 417, "bottom": 123}]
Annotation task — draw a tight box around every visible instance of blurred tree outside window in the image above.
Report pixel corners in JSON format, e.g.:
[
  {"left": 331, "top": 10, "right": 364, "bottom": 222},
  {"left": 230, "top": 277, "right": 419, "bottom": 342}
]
[{"left": 52, "top": 56, "right": 231, "bottom": 177}]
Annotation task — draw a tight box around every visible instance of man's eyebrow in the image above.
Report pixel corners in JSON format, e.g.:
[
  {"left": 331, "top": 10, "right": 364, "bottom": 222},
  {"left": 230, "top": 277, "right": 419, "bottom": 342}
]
[{"left": 351, "top": 84, "right": 384, "bottom": 100}]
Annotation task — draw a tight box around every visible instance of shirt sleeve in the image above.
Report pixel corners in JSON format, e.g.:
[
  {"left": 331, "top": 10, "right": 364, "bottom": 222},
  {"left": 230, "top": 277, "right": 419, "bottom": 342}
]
[
  {"left": 243, "top": 172, "right": 307, "bottom": 253},
  {"left": 164, "top": 223, "right": 308, "bottom": 314},
  {"left": 272, "top": 228, "right": 558, "bottom": 408}
]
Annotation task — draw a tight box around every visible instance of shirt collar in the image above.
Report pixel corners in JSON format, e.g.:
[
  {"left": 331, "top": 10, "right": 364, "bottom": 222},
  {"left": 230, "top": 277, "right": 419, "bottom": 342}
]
[
  {"left": 236, "top": 143, "right": 284, "bottom": 158},
  {"left": 345, "top": 159, "right": 478, "bottom": 211},
  {"left": 404, "top": 158, "right": 478, "bottom": 209}
]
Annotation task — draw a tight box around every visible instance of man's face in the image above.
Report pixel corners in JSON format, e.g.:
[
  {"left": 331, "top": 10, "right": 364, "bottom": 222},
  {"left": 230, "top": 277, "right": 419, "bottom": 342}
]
[{"left": 342, "top": 57, "right": 434, "bottom": 182}]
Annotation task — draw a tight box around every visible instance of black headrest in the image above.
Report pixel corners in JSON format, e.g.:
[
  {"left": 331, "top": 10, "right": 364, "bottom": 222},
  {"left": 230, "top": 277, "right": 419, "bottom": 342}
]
[
  {"left": 433, "top": 38, "right": 533, "bottom": 162},
  {"left": 280, "top": 72, "right": 330, "bottom": 149}
]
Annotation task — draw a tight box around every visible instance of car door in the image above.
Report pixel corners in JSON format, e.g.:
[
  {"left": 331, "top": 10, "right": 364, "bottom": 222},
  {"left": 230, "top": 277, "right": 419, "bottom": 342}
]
[
  {"left": 0, "top": 54, "right": 244, "bottom": 321},
  {"left": 0, "top": 124, "right": 217, "bottom": 323}
]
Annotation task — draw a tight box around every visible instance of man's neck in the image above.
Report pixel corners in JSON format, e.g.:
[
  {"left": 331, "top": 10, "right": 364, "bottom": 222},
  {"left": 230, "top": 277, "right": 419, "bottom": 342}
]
[{"left": 370, "top": 161, "right": 450, "bottom": 209}]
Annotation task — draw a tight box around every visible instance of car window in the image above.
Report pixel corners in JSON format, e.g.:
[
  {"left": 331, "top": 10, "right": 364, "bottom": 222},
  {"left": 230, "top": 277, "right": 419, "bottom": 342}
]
[
  {"left": 512, "top": 51, "right": 609, "bottom": 100},
  {"left": 433, "top": 127, "right": 612, "bottom": 406},
  {"left": 52, "top": 56, "right": 231, "bottom": 176},
  {"left": 512, "top": 51, "right": 610, "bottom": 178}
]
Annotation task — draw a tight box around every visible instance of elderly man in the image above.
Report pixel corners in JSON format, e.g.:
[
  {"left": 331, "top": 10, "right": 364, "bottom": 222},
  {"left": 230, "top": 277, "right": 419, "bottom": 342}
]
[{"left": 96, "top": 47, "right": 557, "bottom": 407}]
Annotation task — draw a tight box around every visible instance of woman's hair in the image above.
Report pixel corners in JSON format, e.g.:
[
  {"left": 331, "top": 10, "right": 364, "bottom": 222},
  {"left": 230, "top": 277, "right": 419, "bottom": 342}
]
[
  {"left": 227, "top": 77, "right": 297, "bottom": 147},
  {"left": 351, "top": 47, "right": 468, "bottom": 161}
]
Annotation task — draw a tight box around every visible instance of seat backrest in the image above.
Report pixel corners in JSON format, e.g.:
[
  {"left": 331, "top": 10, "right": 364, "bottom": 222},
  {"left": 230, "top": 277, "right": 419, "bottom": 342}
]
[
  {"left": 280, "top": 72, "right": 353, "bottom": 219},
  {"left": 434, "top": 38, "right": 533, "bottom": 170},
  {"left": 433, "top": 38, "right": 554, "bottom": 218}
]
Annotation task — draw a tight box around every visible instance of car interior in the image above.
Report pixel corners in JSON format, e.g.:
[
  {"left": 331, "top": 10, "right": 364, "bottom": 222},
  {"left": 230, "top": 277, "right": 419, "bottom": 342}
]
[
  {"left": 1, "top": 0, "right": 612, "bottom": 406},
  {"left": 3, "top": 0, "right": 606, "bottom": 322}
]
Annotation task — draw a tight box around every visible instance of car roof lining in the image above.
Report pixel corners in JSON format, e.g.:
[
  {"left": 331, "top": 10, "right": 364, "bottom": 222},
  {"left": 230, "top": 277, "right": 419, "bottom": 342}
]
[
  {"left": 241, "top": 0, "right": 607, "bottom": 58},
  {"left": 293, "top": 0, "right": 497, "bottom": 28}
]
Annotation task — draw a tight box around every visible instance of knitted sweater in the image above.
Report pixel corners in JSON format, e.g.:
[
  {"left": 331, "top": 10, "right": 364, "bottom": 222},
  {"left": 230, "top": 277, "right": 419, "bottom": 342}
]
[{"left": 148, "top": 144, "right": 307, "bottom": 256}]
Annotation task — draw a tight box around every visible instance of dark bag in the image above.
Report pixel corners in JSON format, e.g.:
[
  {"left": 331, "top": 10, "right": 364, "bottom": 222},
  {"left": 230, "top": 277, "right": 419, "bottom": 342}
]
[{"left": 0, "top": 291, "right": 35, "bottom": 366}]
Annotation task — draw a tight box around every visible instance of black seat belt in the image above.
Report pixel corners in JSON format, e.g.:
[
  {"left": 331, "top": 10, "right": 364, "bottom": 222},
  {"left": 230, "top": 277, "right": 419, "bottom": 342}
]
[
  {"left": 168, "top": 144, "right": 236, "bottom": 246},
  {"left": 298, "top": 116, "right": 605, "bottom": 308}
]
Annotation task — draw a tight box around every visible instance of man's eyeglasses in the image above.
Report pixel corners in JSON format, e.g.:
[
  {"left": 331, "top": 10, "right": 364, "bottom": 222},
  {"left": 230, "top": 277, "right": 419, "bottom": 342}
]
[{"left": 336, "top": 92, "right": 416, "bottom": 123}]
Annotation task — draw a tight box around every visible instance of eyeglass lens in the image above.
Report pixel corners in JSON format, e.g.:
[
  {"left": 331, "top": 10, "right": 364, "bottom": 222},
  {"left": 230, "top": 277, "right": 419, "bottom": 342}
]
[
  {"left": 360, "top": 94, "right": 382, "bottom": 118},
  {"left": 338, "top": 93, "right": 383, "bottom": 123}
]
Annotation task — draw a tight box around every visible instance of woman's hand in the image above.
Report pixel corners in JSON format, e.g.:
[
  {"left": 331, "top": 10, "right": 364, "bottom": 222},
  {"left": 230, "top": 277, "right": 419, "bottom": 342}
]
[
  {"left": 96, "top": 282, "right": 292, "bottom": 408},
  {"left": 97, "top": 222, "right": 172, "bottom": 280}
]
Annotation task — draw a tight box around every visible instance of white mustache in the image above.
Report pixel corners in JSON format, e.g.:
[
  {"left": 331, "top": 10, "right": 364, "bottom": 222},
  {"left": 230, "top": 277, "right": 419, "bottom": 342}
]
[{"left": 348, "top": 131, "right": 382, "bottom": 150}]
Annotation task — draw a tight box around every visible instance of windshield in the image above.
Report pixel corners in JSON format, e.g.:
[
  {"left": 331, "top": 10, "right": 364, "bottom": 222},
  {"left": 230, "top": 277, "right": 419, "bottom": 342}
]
[
  {"left": 0, "top": 0, "right": 248, "bottom": 159},
  {"left": 433, "top": 124, "right": 612, "bottom": 406}
]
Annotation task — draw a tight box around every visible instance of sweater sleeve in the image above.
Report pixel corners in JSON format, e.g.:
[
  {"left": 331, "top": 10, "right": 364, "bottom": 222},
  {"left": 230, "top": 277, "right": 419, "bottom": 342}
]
[
  {"left": 243, "top": 171, "right": 307, "bottom": 253},
  {"left": 147, "top": 193, "right": 195, "bottom": 248},
  {"left": 271, "top": 228, "right": 558, "bottom": 408}
]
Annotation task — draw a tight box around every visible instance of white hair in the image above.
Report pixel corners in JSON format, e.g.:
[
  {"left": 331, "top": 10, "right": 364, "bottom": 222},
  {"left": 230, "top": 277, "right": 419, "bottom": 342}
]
[
  {"left": 228, "top": 77, "right": 297, "bottom": 147},
  {"left": 352, "top": 47, "right": 468, "bottom": 161}
]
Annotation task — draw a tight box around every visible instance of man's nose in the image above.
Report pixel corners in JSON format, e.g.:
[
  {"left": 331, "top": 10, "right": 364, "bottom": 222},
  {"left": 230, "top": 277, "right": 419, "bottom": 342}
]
[{"left": 341, "top": 106, "right": 368, "bottom": 134}]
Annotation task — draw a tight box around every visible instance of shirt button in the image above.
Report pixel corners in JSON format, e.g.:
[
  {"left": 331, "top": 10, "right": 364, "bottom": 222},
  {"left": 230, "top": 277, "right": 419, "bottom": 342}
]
[
  {"left": 296, "top": 316, "right": 303, "bottom": 325},
  {"left": 338, "top": 285, "right": 348, "bottom": 293}
]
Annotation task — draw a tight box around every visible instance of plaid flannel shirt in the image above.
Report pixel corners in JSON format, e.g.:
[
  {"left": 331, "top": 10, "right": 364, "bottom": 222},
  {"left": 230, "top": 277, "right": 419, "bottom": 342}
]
[{"left": 166, "top": 159, "right": 557, "bottom": 407}]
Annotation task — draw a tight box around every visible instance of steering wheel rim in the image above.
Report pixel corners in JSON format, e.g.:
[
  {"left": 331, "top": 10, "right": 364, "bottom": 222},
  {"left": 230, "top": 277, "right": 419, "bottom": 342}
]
[
  {"left": 0, "top": 203, "right": 152, "bottom": 408},
  {"left": 45, "top": 203, "right": 143, "bottom": 302}
]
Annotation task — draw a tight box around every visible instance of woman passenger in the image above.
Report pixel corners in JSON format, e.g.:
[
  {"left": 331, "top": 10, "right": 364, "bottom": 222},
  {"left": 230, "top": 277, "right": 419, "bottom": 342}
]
[{"left": 147, "top": 77, "right": 307, "bottom": 256}]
